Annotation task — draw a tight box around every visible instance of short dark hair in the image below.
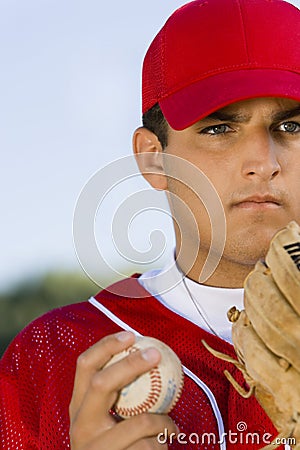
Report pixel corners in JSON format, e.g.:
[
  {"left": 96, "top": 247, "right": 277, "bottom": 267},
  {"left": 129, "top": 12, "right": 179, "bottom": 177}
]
[{"left": 142, "top": 103, "right": 169, "bottom": 149}]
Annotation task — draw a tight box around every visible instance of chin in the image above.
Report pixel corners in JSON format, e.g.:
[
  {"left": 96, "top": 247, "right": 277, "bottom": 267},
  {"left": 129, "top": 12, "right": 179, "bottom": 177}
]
[{"left": 225, "top": 223, "right": 286, "bottom": 266}]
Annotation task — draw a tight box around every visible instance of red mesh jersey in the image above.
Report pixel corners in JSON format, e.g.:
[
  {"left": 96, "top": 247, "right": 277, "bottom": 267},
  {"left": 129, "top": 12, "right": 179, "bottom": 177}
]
[{"left": 0, "top": 276, "right": 283, "bottom": 449}]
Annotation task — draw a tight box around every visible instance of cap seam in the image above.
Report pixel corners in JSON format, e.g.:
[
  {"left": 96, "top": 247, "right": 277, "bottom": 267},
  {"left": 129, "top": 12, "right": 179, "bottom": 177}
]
[
  {"left": 237, "top": 0, "right": 251, "bottom": 63},
  {"left": 160, "top": 18, "right": 167, "bottom": 104}
]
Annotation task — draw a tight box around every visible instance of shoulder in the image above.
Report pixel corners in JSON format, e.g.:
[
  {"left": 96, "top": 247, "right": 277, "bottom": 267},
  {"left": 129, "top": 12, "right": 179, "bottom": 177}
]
[
  {"left": 16, "top": 300, "right": 100, "bottom": 342},
  {"left": 0, "top": 302, "right": 85, "bottom": 363},
  {"left": 0, "top": 300, "right": 116, "bottom": 370},
  {"left": 0, "top": 275, "right": 152, "bottom": 373}
]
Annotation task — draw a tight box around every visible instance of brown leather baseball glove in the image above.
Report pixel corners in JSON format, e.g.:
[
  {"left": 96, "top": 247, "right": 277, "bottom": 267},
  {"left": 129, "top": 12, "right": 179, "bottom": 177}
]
[{"left": 203, "top": 221, "right": 300, "bottom": 449}]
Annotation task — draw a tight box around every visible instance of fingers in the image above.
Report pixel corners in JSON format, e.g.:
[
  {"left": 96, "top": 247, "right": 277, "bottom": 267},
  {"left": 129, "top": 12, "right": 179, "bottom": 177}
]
[
  {"left": 75, "top": 343, "right": 162, "bottom": 433},
  {"left": 105, "top": 414, "right": 177, "bottom": 450},
  {"left": 73, "top": 413, "right": 177, "bottom": 450},
  {"left": 70, "top": 331, "right": 173, "bottom": 450},
  {"left": 127, "top": 438, "right": 168, "bottom": 450},
  {"left": 70, "top": 331, "right": 136, "bottom": 418}
]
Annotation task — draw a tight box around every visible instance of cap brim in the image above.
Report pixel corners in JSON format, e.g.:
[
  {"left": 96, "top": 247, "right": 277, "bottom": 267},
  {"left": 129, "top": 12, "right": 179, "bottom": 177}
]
[{"left": 159, "top": 69, "right": 300, "bottom": 130}]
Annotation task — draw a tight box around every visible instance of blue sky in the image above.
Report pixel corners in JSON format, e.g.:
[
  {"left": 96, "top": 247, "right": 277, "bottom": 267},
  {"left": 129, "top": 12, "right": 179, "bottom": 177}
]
[
  {"left": 1, "top": 0, "right": 299, "bottom": 292},
  {"left": 0, "top": 0, "right": 186, "bottom": 291}
]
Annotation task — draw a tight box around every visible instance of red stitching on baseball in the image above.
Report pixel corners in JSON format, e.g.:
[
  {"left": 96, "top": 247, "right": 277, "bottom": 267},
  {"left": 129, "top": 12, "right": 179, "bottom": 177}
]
[
  {"left": 115, "top": 365, "right": 162, "bottom": 417},
  {"left": 114, "top": 343, "right": 184, "bottom": 418}
]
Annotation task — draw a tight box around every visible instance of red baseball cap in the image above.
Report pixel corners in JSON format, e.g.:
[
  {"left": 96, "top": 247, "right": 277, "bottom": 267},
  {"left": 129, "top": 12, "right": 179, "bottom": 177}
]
[{"left": 142, "top": 0, "right": 300, "bottom": 130}]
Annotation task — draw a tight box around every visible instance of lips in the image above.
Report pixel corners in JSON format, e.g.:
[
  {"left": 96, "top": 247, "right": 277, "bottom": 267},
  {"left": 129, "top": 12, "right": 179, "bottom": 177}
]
[{"left": 233, "top": 194, "right": 282, "bottom": 210}]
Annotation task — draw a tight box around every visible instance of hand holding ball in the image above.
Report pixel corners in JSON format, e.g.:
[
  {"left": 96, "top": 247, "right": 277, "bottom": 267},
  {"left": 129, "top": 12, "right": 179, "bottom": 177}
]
[{"left": 105, "top": 336, "right": 184, "bottom": 418}]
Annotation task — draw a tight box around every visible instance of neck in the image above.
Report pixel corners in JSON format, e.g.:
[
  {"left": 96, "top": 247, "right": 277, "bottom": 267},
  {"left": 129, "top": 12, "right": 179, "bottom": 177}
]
[{"left": 175, "top": 244, "right": 254, "bottom": 288}]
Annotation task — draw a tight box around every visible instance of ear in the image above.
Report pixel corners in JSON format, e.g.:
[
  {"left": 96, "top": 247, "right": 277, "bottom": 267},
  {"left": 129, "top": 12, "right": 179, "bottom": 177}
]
[{"left": 132, "top": 127, "right": 168, "bottom": 190}]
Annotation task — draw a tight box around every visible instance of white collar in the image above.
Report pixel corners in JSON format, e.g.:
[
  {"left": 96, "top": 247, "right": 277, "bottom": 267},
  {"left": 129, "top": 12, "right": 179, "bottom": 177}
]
[{"left": 138, "top": 257, "right": 244, "bottom": 344}]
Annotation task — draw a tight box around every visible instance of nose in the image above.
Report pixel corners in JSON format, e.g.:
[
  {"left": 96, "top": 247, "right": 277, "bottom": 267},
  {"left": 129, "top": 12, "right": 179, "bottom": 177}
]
[{"left": 241, "top": 130, "right": 281, "bottom": 181}]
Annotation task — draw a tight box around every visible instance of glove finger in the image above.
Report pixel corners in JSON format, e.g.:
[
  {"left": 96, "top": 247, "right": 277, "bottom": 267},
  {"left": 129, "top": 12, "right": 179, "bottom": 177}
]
[
  {"left": 244, "top": 260, "right": 300, "bottom": 373},
  {"left": 232, "top": 311, "right": 300, "bottom": 403},
  {"left": 232, "top": 311, "right": 300, "bottom": 446},
  {"left": 265, "top": 221, "right": 300, "bottom": 314}
]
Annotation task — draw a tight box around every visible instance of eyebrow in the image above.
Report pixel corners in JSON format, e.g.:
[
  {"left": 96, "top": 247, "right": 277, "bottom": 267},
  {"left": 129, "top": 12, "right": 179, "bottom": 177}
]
[
  {"left": 203, "top": 111, "right": 251, "bottom": 123},
  {"left": 201, "top": 105, "right": 300, "bottom": 124},
  {"left": 272, "top": 106, "right": 300, "bottom": 122}
]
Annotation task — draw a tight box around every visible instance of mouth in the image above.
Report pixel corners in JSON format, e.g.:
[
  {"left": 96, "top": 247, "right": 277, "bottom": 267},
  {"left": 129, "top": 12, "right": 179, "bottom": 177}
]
[{"left": 232, "top": 195, "right": 282, "bottom": 210}]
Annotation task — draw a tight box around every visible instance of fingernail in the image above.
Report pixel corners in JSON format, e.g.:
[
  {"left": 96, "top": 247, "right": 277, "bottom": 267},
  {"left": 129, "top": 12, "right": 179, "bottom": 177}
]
[
  {"left": 141, "top": 347, "right": 160, "bottom": 362},
  {"left": 116, "top": 331, "right": 133, "bottom": 342}
]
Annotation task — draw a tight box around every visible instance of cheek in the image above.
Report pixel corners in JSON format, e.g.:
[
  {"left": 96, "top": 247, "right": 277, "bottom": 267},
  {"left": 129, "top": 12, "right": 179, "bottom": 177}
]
[
  {"left": 194, "top": 161, "right": 235, "bottom": 207},
  {"left": 167, "top": 177, "right": 208, "bottom": 220},
  {"left": 167, "top": 176, "right": 220, "bottom": 246},
  {"left": 279, "top": 152, "right": 300, "bottom": 216},
  {"left": 285, "top": 179, "right": 300, "bottom": 220},
  {"left": 164, "top": 148, "right": 239, "bottom": 239}
]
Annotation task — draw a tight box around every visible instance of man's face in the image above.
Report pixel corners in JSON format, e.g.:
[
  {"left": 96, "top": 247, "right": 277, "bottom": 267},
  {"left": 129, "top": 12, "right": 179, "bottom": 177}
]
[{"left": 163, "top": 97, "right": 300, "bottom": 273}]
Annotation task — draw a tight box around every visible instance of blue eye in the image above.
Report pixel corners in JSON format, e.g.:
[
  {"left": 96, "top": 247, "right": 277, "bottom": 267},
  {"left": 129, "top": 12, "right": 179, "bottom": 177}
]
[
  {"left": 200, "top": 124, "right": 231, "bottom": 135},
  {"left": 278, "top": 122, "right": 300, "bottom": 133}
]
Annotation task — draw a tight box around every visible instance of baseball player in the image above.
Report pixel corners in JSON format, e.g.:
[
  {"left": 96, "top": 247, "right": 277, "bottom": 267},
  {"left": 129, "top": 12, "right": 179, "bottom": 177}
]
[{"left": 1, "top": 0, "right": 300, "bottom": 449}]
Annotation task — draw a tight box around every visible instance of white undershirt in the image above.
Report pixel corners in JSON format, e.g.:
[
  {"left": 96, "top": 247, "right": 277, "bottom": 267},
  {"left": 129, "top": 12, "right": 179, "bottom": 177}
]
[{"left": 138, "top": 258, "right": 244, "bottom": 344}]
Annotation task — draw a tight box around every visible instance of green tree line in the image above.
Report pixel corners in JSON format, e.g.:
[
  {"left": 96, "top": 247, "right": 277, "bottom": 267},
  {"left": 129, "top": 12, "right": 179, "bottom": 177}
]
[{"left": 0, "top": 271, "right": 99, "bottom": 357}]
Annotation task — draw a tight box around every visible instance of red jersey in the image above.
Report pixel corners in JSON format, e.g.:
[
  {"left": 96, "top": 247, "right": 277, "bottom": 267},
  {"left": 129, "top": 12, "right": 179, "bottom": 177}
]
[{"left": 0, "top": 276, "right": 282, "bottom": 449}]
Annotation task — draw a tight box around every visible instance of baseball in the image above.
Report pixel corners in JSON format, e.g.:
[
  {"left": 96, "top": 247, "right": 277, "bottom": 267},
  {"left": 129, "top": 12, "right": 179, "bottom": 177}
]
[{"left": 105, "top": 336, "right": 184, "bottom": 418}]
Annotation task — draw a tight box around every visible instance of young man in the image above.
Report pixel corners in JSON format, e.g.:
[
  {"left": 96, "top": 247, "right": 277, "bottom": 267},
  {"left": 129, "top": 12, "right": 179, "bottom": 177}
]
[{"left": 1, "top": 0, "right": 300, "bottom": 449}]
